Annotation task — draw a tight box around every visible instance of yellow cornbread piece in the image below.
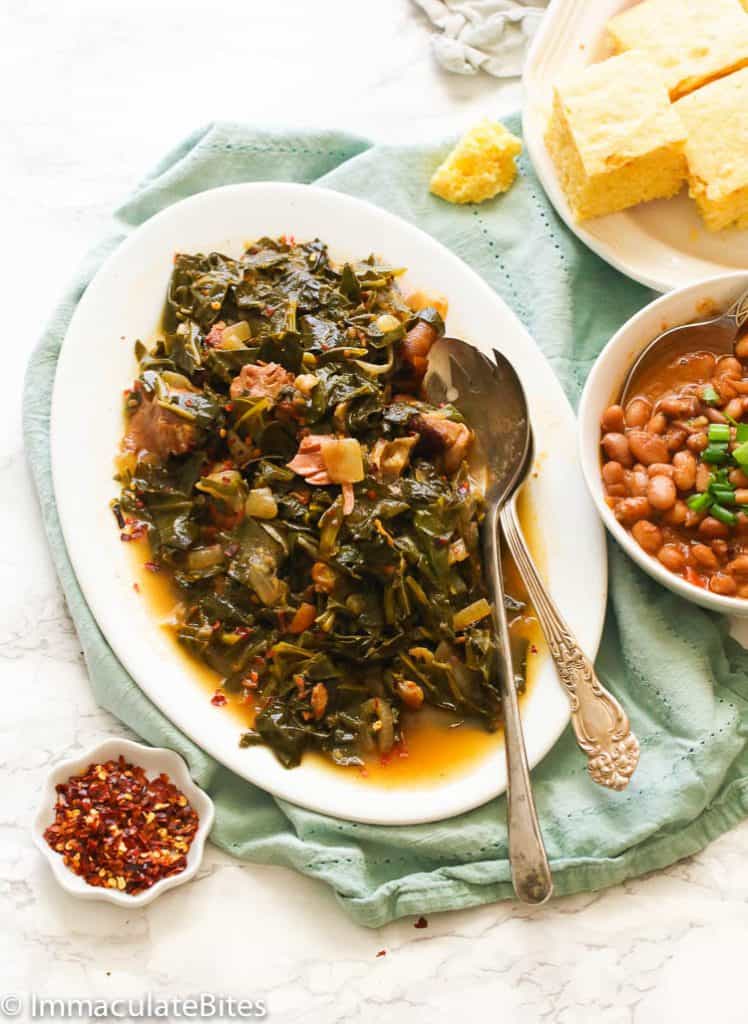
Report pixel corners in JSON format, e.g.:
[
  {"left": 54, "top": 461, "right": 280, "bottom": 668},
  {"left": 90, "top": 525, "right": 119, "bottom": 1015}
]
[
  {"left": 429, "top": 120, "right": 522, "bottom": 204},
  {"left": 607, "top": 0, "right": 748, "bottom": 100},
  {"left": 676, "top": 67, "right": 748, "bottom": 231},
  {"left": 545, "top": 52, "right": 687, "bottom": 222}
]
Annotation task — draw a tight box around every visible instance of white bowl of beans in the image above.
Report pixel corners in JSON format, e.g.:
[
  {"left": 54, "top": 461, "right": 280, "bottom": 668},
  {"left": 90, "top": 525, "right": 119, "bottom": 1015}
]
[{"left": 579, "top": 271, "right": 748, "bottom": 615}]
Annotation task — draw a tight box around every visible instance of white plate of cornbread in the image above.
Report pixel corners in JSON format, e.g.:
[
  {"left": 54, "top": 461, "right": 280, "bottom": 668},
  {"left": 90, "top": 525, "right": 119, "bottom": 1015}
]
[{"left": 523, "top": 0, "right": 748, "bottom": 292}]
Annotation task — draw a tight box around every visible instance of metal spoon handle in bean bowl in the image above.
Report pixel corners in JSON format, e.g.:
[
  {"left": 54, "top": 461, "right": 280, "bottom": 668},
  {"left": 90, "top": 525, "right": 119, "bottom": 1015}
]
[{"left": 500, "top": 488, "right": 640, "bottom": 791}]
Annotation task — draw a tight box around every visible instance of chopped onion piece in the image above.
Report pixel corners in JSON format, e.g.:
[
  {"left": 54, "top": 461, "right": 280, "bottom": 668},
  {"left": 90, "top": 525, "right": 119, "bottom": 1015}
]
[
  {"left": 245, "top": 487, "right": 278, "bottom": 519},
  {"left": 320, "top": 438, "right": 365, "bottom": 484},
  {"left": 220, "top": 320, "right": 251, "bottom": 348},
  {"left": 452, "top": 598, "right": 491, "bottom": 631}
]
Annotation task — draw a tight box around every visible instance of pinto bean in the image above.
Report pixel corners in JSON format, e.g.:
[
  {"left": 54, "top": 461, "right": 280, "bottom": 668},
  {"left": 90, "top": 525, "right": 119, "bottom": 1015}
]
[
  {"left": 696, "top": 462, "right": 711, "bottom": 492},
  {"left": 627, "top": 430, "right": 669, "bottom": 465},
  {"left": 626, "top": 467, "right": 649, "bottom": 497},
  {"left": 706, "top": 407, "right": 728, "bottom": 424},
  {"left": 687, "top": 432, "right": 708, "bottom": 453},
  {"left": 601, "top": 405, "right": 626, "bottom": 432},
  {"left": 730, "top": 468, "right": 748, "bottom": 487},
  {"left": 615, "top": 497, "right": 651, "bottom": 526},
  {"left": 664, "top": 428, "right": 688, "bottom": 452},
  {"left": 647, "top": 463, "right": 675, "bottom": 478},
  {"left": 711, "top": 539, "right": 728, "bottom": 560},
  {"left": 646, "top": 413, "right": 667, "bottom": 435},
  {"left": 710, "top": 573, "right": 737, "bottom": 596},
  {"left": 698, "top": 516, "right": 729, "bottom": 540},
  {"left": 727, "top": 555, "right": 748, "bottom": 575},
  {"left": 734, "top": 335, "right": 748, "bottom": 358},
  {"left": 624, "top": 398, "right": 651, "bottom": 428},
  {"left": 632, "top": 519, "right": 663, "bottom": 554},
  {"left": 658, "top": 544, "right": 686, "bottom": 572},
  {"left": 735, "top": 489, "right": 748, "bottom": 505},
  {"left": 606, "top": 484, "right": 628, "bottom": 497},
  {"left": 602, "top": 461, "right": 625, "bottom": 486},
  {"left": 717, "top": 378, "right": 738, "bottom": 400},
  {"left": 724, "top": 397, "right": 746, "bottom": 421},
  {"left": 663, "top": 500, "right": 688, "bottom": 526},
  {"left": 658, "top": 395, "right": 698, "bottom": 418},
  {"left": 716, "top": 356, "right": 742, "bottom": 379},
  {"left": 691, "top": 543, "right": 719, "bottom": 570},
  {"left": 672, "top": 450, "right": 697, "bottom": 491},
  {"left": 730, "top": 378, "right": 748, "bottom": 394},
  {"left": 601, "top": 433, "right": 632, "bottom": 466},
  {"left": 647, "top": 474, "right": 676, "bottom": 511}
]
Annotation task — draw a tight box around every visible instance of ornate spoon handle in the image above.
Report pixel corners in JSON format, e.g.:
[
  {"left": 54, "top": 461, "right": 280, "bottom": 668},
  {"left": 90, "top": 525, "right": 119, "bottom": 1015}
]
[
  {"left": 483, "top": 502, "right": 553, "bottom": 904},
  {"left": 499, "top": 498, "right": 640, "bottom": 791}
]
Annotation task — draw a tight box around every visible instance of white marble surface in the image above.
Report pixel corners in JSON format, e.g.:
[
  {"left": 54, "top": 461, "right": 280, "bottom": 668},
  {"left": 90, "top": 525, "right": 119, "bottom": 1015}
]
[{"left": 3, "top": 2, "right": 747, "bottom": 1020}]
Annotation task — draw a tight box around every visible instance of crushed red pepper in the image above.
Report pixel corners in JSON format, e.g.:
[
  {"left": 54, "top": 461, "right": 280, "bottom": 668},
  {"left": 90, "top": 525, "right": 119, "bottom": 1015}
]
[{"left": 43, "top": 757, "right": 199, "bottom": 895}]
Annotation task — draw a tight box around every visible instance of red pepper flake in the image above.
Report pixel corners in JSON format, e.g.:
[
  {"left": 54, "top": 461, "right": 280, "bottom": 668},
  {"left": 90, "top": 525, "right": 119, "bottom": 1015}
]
[
  {"left": 144, "top": 561, "right": 161, "bottom": 573},
  {"left": 120, "top": 520, "right": 147, "bottom": 543},
  {"left": 242, "top": 670, "right": 259, "bottom": 689},
  {"left": 264, "top": 306, "right": 275, "bottom": 317},
  {"left": 133, "top": 582, "right": 140, "bottom": 593},
  {"left": 414, "top": 916, "right": 428, "bottom": 929},
  {"left": 375, "top": 950, "right": 387, "bottom": 958},
  {"left": 367, "top": 489, "right": 377, "bottom": 500},
  {"left": 42, "top": 757, "right": 199, "bottom": 895},
  {"left": 530, "top": 644, "right": 538, "bottom": 655},
  {"left": 211, "top": 691, "right": 228, "bottom": 707}
]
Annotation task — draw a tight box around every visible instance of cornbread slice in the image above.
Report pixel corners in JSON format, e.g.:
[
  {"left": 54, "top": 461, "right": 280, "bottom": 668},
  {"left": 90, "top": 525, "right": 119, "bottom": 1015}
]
[
  {"left": 676, "top": 67, "right": 748, "bottom": 231},
  {"left": 545, "top": 52, "right": 687, "bottom": 222},
  {"left": 429, "top": 120, "right": 522, "bottom": 204},
  {"left": 607, "top": 0, "right": 748, "bottom": 100}
]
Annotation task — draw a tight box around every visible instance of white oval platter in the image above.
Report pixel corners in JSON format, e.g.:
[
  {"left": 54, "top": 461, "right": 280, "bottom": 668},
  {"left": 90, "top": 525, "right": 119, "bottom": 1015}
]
[
  {"left": 50, "top": 182, "right": 606, "bottom": 824},
  {"left": 523, "top": 0, "right": 748, "bottom": 293}
]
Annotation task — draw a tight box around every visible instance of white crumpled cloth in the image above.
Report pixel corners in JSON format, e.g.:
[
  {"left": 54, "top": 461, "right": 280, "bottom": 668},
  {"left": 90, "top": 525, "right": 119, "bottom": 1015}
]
[{"left": 413, "top": 0, "right": 549, "bottom": 77}]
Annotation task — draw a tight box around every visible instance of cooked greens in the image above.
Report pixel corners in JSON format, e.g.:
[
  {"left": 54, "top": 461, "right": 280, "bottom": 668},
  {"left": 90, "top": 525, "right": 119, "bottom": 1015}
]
[{"left": 116, "top": 236, "right": 508, "bottom": 768}]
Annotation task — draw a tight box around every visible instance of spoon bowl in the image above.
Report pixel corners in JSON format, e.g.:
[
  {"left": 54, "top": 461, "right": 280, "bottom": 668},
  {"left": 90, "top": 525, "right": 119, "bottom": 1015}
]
[
  {"left": 619, "top": 285, "right": 748, "bottom": 405},
  {"left": 424, "top": 338, "right": 530, "bottom": 505},
  {"left": 425, "top": 337, "right": 552, "bottom": 905}
]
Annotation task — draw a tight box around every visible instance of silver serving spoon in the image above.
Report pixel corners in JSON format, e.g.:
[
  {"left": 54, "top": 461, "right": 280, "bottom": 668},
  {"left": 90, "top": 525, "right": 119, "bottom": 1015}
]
[
  {"left": 424, "top": 338, "right": 553, "bottom": 905},
  {"left": 620, "top": 285, "right": 748, "bottom": 405},
  {"left": 501, "top": 437, "right": 640, "bottom": 791},
  {"left": 426, "top": 337, "right": 640, "bottom": 793}
]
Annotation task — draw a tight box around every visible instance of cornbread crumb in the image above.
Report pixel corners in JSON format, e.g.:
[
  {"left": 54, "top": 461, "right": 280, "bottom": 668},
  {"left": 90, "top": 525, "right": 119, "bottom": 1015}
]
[
  {"left": 429, "top": 120, "right": 522, "bottom": 205},
  {"left": 545, "top": 52, "right": 687, "bottom": 222},
  {"left": 607, "top": 0, "right": 748, "bottom": 100},
  {"left": 676, "top": 67, "right": 748, "bottom": 231}
]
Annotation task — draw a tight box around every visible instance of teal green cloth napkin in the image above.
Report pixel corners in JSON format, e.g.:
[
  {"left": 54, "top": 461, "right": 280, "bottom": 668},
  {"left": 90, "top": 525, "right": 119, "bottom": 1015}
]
[{"left": 25, "top": 119, "right": 748, "bottom": 928}]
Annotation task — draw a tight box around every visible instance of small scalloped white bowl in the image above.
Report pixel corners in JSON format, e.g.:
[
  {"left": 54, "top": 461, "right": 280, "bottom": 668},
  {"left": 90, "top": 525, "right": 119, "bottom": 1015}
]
[
  {"left": 32, "top": 738, "right": 215, "bottom": 907},
  {"left": 578, "top": 270, "right": 748, "bottom": 617}
]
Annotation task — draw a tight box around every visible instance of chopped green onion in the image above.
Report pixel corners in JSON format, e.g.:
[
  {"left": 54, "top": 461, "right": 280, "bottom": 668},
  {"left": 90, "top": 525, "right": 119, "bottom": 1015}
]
[
  {"left": 702, "top": 384, "right": 720, "bottom": 405},
  {"left": 711, "top": 487, "right": 736, "bottom": 504},
  {"left": 687, "top": 492, "right": 712, "bottom": 512},
  {"left": 734, "top": 441, "right": 748, "bottom": 467},
  {"left": 710, "top": 504, "right": 737, "bottom": 526},
  {"left": 737, "top": 423, "right": 748, "bottom": 444},
  {"left": 702, "top": 444, "right": 731, "bottom": 464},
  {"left": 708, "top": 423, "right": 730, "bottom": 442}
]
